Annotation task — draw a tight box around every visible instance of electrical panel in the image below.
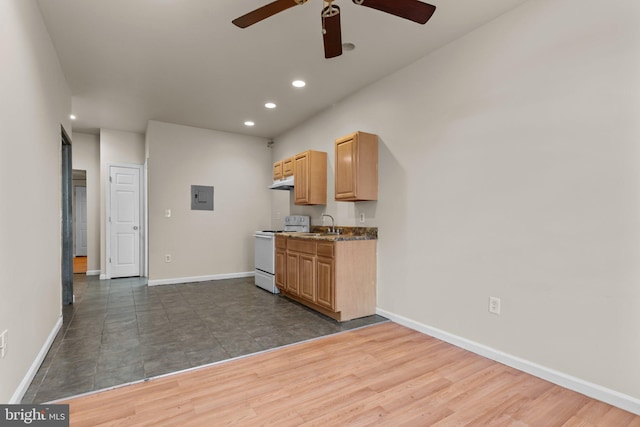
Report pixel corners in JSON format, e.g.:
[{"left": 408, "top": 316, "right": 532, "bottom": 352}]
[{"left": 191, "top": 185, "right": 214, "bottom": 211}]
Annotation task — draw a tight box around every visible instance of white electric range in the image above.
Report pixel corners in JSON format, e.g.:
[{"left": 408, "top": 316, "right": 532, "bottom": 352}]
[{"left": 253, "top": 215, "right": 310, "bottom": 293}]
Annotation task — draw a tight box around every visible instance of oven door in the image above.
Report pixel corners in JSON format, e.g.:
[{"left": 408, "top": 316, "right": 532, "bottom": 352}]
[{"left": 254, "top": 232, "right": 275, "bottom": 275}]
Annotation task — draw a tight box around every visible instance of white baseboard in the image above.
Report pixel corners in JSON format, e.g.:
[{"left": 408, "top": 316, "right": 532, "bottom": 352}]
[
  {"left": 376, "top": 308, "right": 640, "bottom": 416},
  {"left": 86, "top": 270, "right": 100, "bottom": 276},
  {"left": 147, "top": 271, "right": 254, "bottom": 287},
  {"left": 10, "top": 316, "right": 63, "bottom": 404},
  {"left": 99, "top": 274, "right": 107, "bottom": 280}
]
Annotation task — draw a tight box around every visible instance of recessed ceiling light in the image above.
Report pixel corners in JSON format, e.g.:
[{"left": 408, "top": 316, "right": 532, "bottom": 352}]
[
  {"left": 244, "top": 121, "right": 255, "bottom": 127},
  {"left": 265, "top": 102, "right": 277, "bottom": 109},
  {"left": 69, "top": 114, "right": 76, "bottom": 120},
  {"left": 292, "top": 80, "right": 306, "bottom": 88}
]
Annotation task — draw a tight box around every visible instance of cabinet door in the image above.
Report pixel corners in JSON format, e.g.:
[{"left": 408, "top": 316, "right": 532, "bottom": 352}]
[
  {"left": 335, "top": 136, "right": 356, "bottom": 199},
  {"left": 294, "top": 150, "right": 327, "bottom": 205},
  {"left": 294, "top": 153, "right": 309, "bottom": 204},
  {"left": 299, "top": 254, "right": 316, "bottom": 302},
  {"left": 273, "top": 161, "right": 283, "bottom": 180},
  {"left": 286, "top": 252, "right": 300, "bottom": 296},
  {"left": 283, "top": 157, "right": 294, "bottom": 177},
  {"left": 316, "top": 256, "right": 335, "bottom": 310},
  {"left": 275, "top": 248, "right": 287, "bottom": 291},
  {"left": 335, "top": 132, "right": 378, "bottom": 201}
]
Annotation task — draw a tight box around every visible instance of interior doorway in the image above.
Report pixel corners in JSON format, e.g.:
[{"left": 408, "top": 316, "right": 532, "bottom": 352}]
[
  {"left": 107, "top": 163, "right": 143, "bottom": 278},
  {"left": 61, "top": 127, "right": 73, "bottom": 304},
  {"left": 72, "top": 169, "right": 88, "bottom": 273}
]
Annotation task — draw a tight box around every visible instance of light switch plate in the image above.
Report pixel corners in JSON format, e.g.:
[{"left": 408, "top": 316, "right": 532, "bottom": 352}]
[
  {"left": 489, "top": 297, "right": 501, "bottom": 315},
  {"left": 0, "top": 330, "right": 7, "bottom": 358}
]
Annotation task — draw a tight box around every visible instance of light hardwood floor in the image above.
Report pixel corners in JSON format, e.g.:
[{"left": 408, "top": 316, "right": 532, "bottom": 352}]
[
  {"left": 73, "top": 256, "right": 87, "bottom": 274},
  {"left": 59, "top": 322, "right": 639, "bottom": 426}
]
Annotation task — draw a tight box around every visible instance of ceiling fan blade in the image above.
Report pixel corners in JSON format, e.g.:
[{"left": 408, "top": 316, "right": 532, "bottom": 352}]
[
  {"left": 322, "top": 5, "right": 342, "bottom": 58},
  {"left": 352, "top": 0, "right": 436, "bottom": 24},
  {"left": 232, "top": 0, "right": 300, "bottom": 28}
]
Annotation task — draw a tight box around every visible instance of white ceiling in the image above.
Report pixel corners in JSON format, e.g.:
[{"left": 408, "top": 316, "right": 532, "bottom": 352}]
[{"left": 37, "top": 0, "right": 529, "bottom": 139}]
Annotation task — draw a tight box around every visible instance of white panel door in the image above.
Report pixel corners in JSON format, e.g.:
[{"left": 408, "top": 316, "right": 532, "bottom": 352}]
[
  {"left": 110, "top": 165, "right": 141, "bottom": 278},
  {"left": 75, "top": 186, "right": 88, "bottom": 256}
]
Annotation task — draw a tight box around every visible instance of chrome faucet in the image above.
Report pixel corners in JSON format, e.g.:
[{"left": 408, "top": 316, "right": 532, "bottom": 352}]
[{"left": 322, "top": 213, "right": 339, "bottom": 235}]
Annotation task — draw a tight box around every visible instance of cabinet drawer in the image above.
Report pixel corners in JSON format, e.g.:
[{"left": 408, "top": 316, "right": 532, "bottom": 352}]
[
  {"left": 316, "top": 242, "right": 334, "bottom": 258},
  {"left": 275, "top": 236, "right": 287, "bottom": 250},
  {"left": 287, "top": 239, "right": 316, "bottom": 255}
]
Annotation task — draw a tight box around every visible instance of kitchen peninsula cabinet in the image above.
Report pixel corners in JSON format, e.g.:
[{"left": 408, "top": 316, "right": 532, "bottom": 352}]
[
  {"left": 275, "top": 236, "right": 376, "bottom": 321},
  {"left": 335, "top": 131, "right": 378, "bottom": 201},
  {"left": 316, "top": 245, "right": 335, "bottom": 310},
  {"left": 294, "top": 150, "right": 327, "bottom": 205}
]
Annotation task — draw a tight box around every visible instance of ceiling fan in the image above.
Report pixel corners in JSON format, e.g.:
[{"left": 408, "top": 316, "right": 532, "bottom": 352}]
[{"left": 232, "top": 0, "right": 436, "bottom": 59}]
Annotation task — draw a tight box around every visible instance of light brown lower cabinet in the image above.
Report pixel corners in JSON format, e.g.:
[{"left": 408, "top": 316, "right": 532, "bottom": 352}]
[
  {"left": 275, "top": 237, "right": 287, "bottom": 292},
  {"left": 285, "top": 251, "right": 299, "bottom": 296},
  {"left": 316, "top": 256, "right": 335, "bottom": 310},
  {"left": 275, "top": 236, "right": 376, "bottom": 321}
]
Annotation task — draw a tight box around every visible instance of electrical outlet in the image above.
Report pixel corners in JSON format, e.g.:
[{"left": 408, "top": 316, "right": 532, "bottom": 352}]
[
  {"left": 165, "top": 254, "right": 172, "bottom": 263},
  {"left": 165, "top": 209, "right": 171, "bottom": 218},
  {"left": 0, "top": 330, "right": 7, "bottom": 358},
  {"left": 359, "top": 213, "right": 365, "bottom": 223},
  {"left": 489, "top": 297, "right": 501, "bottom": 315}
]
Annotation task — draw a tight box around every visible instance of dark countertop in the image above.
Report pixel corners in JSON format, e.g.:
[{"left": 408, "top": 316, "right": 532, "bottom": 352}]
[{"left": 279, "top": 226, "right": 378, "bottom": 241}]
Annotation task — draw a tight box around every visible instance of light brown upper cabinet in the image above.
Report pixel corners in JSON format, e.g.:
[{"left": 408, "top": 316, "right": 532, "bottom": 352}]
[
  {"left": 294, "top": 150, "right": 327, "bottom": 205},
  {"left": 335, "top": 131, "right": 378, "bottom": 201},
  {"left": 273, "top": 160, "right": 283, "bottom": 181},
  {"left": 283, "top": 156, "right": 294, "bottom": 178}
]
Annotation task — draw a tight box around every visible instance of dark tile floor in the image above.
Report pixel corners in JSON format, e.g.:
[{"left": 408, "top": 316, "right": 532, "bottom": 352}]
[{"left": 22, "top": 274, "right": 387, "bottom": 403}]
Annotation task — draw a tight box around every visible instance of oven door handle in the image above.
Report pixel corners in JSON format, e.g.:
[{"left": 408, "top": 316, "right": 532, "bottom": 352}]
[{"left": 253, "top": 235, "right": 274, "bottom": 239}]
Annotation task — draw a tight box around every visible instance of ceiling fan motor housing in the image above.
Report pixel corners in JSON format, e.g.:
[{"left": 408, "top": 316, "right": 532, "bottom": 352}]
[{"left": 322, "top": 2, "right": 340, "bottom": 18}]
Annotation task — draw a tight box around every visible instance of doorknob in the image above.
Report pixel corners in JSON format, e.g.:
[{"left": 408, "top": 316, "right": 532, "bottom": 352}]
[{"left": 133, "top": 226, "right": 139, "bottom": 230}]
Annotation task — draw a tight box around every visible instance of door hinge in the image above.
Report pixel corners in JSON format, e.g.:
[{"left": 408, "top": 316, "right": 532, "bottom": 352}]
[
  {"left": 109, "top": 216, "right": 111, "bottom": 223},
  {"left": 109, "top": 176, "right": 112, "bottom": 183},
  {"left": 109, "top": 257, "right": 111, "bottom": 264}
]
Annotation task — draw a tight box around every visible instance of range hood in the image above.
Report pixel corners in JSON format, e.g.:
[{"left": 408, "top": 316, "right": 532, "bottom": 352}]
[{"left": 269, "top": 175, "right": 294, "bottom": 190}]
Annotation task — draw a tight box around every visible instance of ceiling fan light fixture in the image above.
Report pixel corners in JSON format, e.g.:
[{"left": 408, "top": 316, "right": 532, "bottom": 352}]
[
  {"left": 265, "top": 102, "right": 277, "bottom": 109},
  {"left": 244, "top": 121, "right": 255, "bottom": 127},
  {"left": 292, "top": 80, "right": 306, "bottom": 88},
  {"left": 232, "top": 0, "right": 435, "bottom": 58}
]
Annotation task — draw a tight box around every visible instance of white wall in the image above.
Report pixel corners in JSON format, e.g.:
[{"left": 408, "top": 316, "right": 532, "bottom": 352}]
[
  {"left": 273, "top": 0, "right": 640, "bottom": 406},
  {"left": 146, "top": 120, "right": 271, "bottom": 283},
  {"left": 0, "top": 0, "right": 71, "bottom": 403},
  {"left": 99, "top": 129, "right": 145, "bottom": 275},
  {"left": 72, "top": 132, "right": 100, "bottom": 273}
]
